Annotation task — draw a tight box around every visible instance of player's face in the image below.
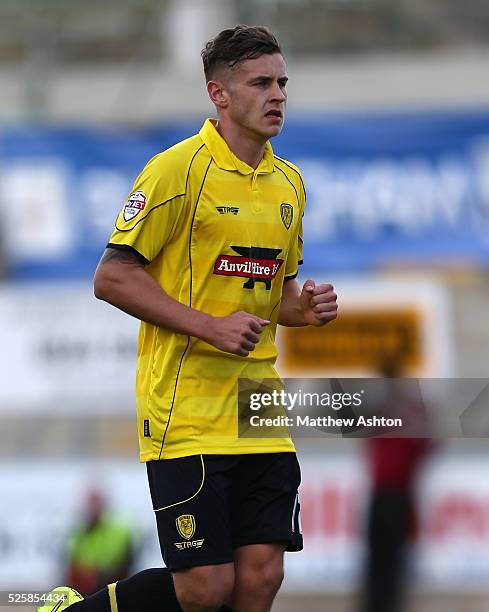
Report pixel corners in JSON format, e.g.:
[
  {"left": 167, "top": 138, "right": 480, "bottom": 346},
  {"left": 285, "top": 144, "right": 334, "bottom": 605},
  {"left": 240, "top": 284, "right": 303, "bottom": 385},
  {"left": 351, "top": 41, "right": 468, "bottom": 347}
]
[{"left": 225, "top": 53, "right": 288, "bottom": 140}]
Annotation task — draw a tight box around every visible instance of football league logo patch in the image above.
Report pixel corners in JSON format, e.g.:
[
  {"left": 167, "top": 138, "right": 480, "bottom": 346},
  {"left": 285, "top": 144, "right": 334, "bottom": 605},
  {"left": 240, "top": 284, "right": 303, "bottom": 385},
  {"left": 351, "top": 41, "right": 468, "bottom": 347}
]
[
  {"left": 280, "top": 203, "right": 293, "bottom": 229},
  {"left": 123, "top": 190, "right": 146, "bottom": 222},
  {"left": 176, "top": 514, "right": 196, "bottom": 540}
]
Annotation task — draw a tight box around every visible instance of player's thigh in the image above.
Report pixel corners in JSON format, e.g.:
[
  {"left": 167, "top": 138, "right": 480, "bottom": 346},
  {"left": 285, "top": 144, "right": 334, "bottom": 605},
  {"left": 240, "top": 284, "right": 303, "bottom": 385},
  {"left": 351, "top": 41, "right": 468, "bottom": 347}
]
[
  {"left": 232, "top": 452, "right": 303, "bottom": 552},
  {"left": 147, "top": 454, "right": 238, "bottom": 572}
]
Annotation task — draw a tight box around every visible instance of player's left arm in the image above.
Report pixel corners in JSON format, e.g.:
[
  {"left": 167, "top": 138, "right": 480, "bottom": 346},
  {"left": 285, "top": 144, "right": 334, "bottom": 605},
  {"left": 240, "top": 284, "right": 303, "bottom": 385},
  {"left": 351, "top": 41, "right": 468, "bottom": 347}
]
[{"left": 278, "top": 278, "right": 338, "bottom": 327}]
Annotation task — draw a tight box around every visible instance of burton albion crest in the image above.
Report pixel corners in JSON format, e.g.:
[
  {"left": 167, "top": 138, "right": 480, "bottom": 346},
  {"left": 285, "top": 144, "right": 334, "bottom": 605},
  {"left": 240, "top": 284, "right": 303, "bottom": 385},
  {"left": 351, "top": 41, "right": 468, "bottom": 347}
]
[
  {"left": 176, "top": 514, "right": 196, "bottom": 540},
  {"left": 280, "top": 203, "right": 293, "bottom": 230}
]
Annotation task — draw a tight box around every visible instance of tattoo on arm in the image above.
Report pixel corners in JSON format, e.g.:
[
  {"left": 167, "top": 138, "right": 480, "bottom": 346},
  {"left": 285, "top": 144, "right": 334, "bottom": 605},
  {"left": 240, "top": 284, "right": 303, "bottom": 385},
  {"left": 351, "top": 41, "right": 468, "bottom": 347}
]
[{"left": 100, "top": 247, "right": 148, "bottom": 266}]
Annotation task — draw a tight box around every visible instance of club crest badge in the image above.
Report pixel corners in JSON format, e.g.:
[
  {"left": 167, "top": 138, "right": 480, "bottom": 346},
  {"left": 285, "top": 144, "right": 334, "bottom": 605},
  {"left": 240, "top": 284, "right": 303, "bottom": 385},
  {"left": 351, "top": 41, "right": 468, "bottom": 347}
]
[
  {"left": 176, "top": 514, "right": 196, "bottom": 540},
  {"left": 123, "top": 190, "right": 146, "bottom": 222},
  {"left": 280, "top": 203, "right": 293, "bottom": 230}
]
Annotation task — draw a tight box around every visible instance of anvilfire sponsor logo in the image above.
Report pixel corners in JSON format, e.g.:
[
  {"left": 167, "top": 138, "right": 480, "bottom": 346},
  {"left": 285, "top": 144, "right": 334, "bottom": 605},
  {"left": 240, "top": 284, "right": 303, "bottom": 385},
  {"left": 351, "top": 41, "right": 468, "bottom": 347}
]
[{"left": 214, "top": 246, "right": 283, "bottom": 290}]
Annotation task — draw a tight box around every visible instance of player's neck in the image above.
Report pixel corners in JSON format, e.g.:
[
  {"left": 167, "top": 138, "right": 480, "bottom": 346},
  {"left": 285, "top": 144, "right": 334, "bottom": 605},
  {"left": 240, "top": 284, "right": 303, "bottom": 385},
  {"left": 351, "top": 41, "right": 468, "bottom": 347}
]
[{"left": 215, "top": 120, "right": 266, "bottom": 170}]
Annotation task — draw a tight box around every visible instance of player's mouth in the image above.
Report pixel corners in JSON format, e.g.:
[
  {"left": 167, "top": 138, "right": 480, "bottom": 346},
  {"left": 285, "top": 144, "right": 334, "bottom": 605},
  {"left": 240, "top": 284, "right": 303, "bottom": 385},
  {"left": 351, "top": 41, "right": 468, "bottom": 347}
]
[{"left": 265, "top": 109, "right": 283, "bottom": 122}]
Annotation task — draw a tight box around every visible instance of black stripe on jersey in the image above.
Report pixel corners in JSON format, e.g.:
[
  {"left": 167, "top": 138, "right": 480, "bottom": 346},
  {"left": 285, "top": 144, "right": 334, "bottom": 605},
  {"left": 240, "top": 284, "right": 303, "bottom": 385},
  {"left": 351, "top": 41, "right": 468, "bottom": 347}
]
[
  {"left": 185, "top": 143, "right": 206, "bottom": 193},
  {"left": 106, "top": 242, "right": 151, "bottom": 265},
  {"left": 274, "top": 164, "right": 299, "bottom": 207},
  {"left": 274, "top": 155, "right": 307, "bottom": 202},
  {"left": 268, "top": 298, "right": 281, "bottom": 322},
  {"left": 114, "top": 143, "right": 206, "bottom": 233},
  {"left": 275, "top": 164, "right": 305, "bottom": 270},
  {"left": 188, "top": 158, "right": 213, "bottom": 307},
  {"left": 158, "top": 154, "right": 212, "bottom": 460}
]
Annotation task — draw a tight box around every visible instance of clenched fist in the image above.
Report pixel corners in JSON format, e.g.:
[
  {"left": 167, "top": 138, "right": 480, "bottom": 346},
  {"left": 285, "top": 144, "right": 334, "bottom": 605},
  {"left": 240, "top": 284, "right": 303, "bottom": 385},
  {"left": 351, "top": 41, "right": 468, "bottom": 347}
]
[
  {"left": 202, "top": 311, "right": 269, "bottom": 356},
  {"left": 300, "top": 280, "right": 338, "bottom": 326}
]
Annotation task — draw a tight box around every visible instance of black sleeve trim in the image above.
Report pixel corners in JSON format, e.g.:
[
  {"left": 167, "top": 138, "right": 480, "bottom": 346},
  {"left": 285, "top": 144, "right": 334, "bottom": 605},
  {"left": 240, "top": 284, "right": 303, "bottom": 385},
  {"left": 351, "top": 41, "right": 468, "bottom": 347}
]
[
  {"left": 284, "top": 271, "right": 299, "bottom": 282},
  {"left": 106, "top": 243, "right": 151, "bottom": 265}
]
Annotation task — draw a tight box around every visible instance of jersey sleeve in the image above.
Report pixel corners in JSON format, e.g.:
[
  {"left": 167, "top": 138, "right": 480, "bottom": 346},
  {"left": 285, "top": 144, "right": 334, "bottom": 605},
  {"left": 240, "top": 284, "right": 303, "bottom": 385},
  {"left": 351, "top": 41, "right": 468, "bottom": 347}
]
[
  {"left": 108, "top": 154, "right": 186, "bottom": 263},
  {"left": 284, "top": 174, "right": 306, "bottom": 281}
]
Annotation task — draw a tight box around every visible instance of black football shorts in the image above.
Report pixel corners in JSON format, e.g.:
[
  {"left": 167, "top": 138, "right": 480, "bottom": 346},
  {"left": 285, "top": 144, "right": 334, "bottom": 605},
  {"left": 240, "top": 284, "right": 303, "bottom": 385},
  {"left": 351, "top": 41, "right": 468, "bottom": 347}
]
[{"left": 146, "top": 452, "right": 302, "bottom": 571}]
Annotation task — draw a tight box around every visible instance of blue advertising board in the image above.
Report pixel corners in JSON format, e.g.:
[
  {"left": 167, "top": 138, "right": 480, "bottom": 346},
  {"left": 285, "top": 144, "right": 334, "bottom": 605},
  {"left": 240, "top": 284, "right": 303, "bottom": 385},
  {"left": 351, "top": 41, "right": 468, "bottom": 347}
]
[{"left": 2, "top": 110, "right": 489, "bottom": 278}]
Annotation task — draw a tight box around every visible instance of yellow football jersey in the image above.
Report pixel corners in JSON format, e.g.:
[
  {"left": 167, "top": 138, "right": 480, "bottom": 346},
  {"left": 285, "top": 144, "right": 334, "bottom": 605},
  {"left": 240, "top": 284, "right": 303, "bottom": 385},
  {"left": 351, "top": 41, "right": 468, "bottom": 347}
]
[{"left": 108, "top": 119, "right": 305, "bottom": 460}]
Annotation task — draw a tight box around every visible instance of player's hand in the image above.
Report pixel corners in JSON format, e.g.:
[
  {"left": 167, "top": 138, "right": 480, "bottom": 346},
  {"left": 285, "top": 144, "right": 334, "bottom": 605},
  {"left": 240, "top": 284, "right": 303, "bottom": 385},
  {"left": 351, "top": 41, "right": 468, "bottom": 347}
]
[
  {"left": 203, "top": 311, "right": 269, "bottom": 356},
  {"left": 300, "top": 280, "right": 338, "bottom": 326}
]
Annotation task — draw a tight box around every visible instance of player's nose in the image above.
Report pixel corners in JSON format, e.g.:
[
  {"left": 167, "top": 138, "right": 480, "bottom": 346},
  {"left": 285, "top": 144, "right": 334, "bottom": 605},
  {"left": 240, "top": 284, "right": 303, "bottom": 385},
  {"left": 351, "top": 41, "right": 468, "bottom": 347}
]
[{"left": 270, "top": 82, "right": 286, "bottom": 102}]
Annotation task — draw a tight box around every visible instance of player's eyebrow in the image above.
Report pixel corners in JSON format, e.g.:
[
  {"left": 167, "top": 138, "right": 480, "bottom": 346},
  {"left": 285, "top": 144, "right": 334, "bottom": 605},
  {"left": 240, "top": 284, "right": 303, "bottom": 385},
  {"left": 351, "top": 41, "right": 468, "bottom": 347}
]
[{"left": 247, "top": 75, "right": 289, "bottom": 85}]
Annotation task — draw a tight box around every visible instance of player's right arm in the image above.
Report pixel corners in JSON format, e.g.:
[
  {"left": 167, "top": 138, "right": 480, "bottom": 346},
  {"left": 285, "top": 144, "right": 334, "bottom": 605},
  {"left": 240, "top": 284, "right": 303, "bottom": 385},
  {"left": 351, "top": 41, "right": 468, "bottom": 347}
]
[{"left": 93, "top": 247, "right": 267, "bottom": 357}]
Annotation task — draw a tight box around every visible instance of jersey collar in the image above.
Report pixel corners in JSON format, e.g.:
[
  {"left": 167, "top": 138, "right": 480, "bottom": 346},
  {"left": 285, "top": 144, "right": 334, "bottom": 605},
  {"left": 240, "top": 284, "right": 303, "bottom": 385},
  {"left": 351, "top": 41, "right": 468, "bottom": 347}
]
[{"left": 199, "top": 118, "right": 275, "bottom": 175}]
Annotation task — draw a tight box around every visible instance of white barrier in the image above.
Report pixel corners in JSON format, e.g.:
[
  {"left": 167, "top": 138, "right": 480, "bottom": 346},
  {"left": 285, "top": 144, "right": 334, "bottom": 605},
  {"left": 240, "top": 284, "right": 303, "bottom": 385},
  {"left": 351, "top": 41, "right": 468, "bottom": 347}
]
[
  {"left": 0, "top": 284, "right": 138, "bottom": 413},
  {"left": 2, "top": 453, "right": 489, "bottom": 592}
]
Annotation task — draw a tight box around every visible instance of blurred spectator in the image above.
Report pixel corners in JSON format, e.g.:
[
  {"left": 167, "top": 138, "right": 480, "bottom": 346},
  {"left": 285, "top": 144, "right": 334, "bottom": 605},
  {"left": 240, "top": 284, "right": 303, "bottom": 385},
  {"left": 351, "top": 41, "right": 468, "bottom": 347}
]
[
  {"left": 65, "top": 488, "right": 137, "bottom": 596},
  {"left": 359, "top": 363, "right": 434, "bottom": 612}
]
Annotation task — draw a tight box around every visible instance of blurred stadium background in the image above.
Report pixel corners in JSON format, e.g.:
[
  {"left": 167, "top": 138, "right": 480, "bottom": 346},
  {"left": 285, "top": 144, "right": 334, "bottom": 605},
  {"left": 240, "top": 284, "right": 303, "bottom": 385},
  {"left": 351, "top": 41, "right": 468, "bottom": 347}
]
[{"left": 1, "top": 1, "right": 489, "bottom": 610}]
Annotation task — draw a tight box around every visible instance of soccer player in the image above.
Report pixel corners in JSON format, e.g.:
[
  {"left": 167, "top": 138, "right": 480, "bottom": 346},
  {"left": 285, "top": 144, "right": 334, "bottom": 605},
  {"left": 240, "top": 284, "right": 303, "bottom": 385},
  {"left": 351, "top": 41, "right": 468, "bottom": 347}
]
[{"left": 41, "top": 25, "right": 337, "bottom": 612}]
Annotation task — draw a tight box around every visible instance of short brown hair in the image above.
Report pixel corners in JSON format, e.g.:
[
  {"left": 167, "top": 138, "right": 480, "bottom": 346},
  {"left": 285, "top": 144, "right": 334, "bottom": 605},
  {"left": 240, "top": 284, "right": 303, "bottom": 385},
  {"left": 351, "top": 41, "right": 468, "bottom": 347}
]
[{"left": 201, "top": 25, "right": 282, "bottom": 82}]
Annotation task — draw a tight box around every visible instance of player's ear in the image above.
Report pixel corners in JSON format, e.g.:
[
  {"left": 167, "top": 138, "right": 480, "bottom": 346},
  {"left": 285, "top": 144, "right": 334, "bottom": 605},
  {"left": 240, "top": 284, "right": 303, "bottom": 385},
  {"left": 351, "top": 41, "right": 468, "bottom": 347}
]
[{"left": 207, "top": 79, "right": 229, "bottom": 109}]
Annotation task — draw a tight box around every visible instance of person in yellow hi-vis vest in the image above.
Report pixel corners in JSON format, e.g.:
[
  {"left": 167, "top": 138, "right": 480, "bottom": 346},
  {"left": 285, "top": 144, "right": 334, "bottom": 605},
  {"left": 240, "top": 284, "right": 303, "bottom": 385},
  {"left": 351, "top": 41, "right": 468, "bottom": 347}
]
[{"left": 65, "top": 490, "right": 136, "bottom": 595}]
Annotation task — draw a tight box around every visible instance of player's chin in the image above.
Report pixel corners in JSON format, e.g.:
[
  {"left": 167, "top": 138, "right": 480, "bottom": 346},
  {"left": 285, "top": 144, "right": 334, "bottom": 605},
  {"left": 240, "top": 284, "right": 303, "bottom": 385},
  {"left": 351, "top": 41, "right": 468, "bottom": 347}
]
[{"left": 263, "top": 123, "right": 283, "bottom": 138}]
